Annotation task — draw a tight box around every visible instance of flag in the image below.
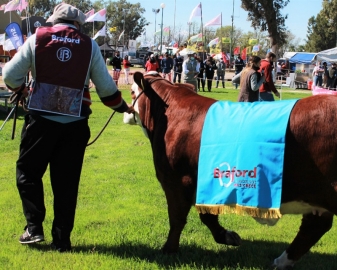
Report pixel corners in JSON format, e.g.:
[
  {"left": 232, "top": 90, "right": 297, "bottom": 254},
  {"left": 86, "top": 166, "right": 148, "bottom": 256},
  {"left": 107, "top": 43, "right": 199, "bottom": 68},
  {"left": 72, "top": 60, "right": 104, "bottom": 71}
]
[
  {"left": 5, "top": 22, "right": 24, "bottom": 51},
  {"left": 222, "top": 52, "right": 228, "bottom": 61},
  {"left": 222, "top": 37, "right": 230, "bottom": 43},
  {"left": 4, "top": 39, "right": 15, "bottom": 51},
  {"left": 208, "top": 37, "right": 219, "bottom": 47},
  {"left": 93, "top": 24, "right": 106, "bottom": 40},
  {"left": 0, "top": 4, "right": 6, "bottom": 10},
  {"left": 189, "top": 33, "right": 202, "bottom": 42},
  {"left": 85, "top": 9, "right": 95, "bottom": 20},
  {"left": 204, "top": 14, "right": 221, "bottom": 27},
  {"left": 233, "top": 47, "right": 240, "bottom": 55},
  {"left": 85, "top": 8, "right": 106, "bottom": 22},
  {"left": 118, "top": 30, "right": 124, "bottom": 41},
  {"left": 246, "top": 46, "right": 252, "bottom": 54},
  {"left": 241, "top": 48, "right": 247, "bottom": 60},
  {"left": 248, "top": 39, "right": 258, "bottom": 45},
  {"left": 4, "top": 0, "right": 28, "bottom": 12},
  {"left": 0, "top": 33, "right": 5, "bottom": 46},
  {"left": 189, "top": 3, "right": 201, "bottom": 22},
  {"left": 252, "top": 45, "right": 260, "bottom": 52},
  {"left": 110, "top": 27, "right": 117, "bottom": 32},
  {"left": 154, "top": 27, "right": 170, "bottom": 36}
]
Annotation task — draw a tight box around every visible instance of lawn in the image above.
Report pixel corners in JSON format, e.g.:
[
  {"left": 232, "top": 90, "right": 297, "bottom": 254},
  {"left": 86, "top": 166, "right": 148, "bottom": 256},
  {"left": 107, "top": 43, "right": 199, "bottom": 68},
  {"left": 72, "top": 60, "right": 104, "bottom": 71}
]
[{"left": 0, "top": 79, "right": 336, "bottom": 270}]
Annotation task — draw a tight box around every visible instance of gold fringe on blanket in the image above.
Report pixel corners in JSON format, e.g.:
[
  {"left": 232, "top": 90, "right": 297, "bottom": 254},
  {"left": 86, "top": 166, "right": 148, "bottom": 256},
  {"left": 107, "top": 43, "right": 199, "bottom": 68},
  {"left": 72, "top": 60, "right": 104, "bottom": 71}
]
[{"left": 195, "top": 204, "right": 282, "bottom": 219}]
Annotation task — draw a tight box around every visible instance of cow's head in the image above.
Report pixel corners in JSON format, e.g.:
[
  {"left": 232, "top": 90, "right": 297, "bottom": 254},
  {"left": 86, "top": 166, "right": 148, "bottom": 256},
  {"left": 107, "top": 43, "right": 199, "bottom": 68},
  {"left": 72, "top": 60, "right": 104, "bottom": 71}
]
[{"left": 123, "top": 71, "right": 159, "bottom": 137}]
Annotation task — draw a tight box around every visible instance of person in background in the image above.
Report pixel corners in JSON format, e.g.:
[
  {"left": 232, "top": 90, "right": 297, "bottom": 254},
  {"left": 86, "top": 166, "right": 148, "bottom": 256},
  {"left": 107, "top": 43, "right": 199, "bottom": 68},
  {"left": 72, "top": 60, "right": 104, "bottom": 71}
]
[
  {"left": 323, "top": 62, "right": 329, "bottom": 88},
  {"left": 2, "top": 3, "right": 133, "bottom": 252},
  {"left": 143, "top": 52, "right": 151, "bottom": 69},
  {"left": 328, "top": 62, "right": 337, "bottom": 89},
  {"left": 111, "top": 51, "right": 122, "bottom": 86},
  {"left": 312, "top": 61, "right": 324, "bottom": 87},
  {"left": 123, "top": 55, "right": 132, "bottom": 85},
  {"left": 204, "top": 55, "right": 217, "bottom": 92},
  {"left": 173, "top": 53, "right": 183, "bottom": 83},
  {"left": 233, "top": 56, "right": 265, "bottom": 102},
  {"left": 145, "top": 54, "right": 159, "bottom": 72},
  {"left": 259, "top": 52, "right": 280, "bottom": 101},
  {"left": 161, "top": 53, "right": 173, "bottom": 81},
  {"left": 105, "top": 57, "right": 110, "bottom": 66},
  {"left": 182, "top": 51, "right": 200, "bottom": 92},
  {"left": 197, "top": 57, "right": 205, "bottom": 91},
  {"left": 234, "top": 54, "right": 245, "bottom": 89},
  {"left": 216, "top": 58, "right": 226, "bottom": 88},
  {"left": 155, "top": 54, "right": 162, "bottom": 73}
]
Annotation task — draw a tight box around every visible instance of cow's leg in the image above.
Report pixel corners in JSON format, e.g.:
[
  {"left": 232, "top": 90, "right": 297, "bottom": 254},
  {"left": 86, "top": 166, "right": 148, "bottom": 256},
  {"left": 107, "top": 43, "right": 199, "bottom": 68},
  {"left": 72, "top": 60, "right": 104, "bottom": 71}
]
[
  {"left": 273, "top": 212, "right": 333, "bottom": 269},
  {"left": 199, "top": 213, "right": 241, "bottom": 246},
  {"left": 161, "top": 181, "right": 193, "bottom": 254}
]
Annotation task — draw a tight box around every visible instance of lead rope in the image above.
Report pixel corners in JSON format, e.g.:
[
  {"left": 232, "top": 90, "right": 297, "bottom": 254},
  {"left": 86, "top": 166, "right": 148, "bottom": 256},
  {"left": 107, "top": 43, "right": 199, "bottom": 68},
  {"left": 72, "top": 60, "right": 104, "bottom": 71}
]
[{"left": 86, "top": 89, "right": 146, "bottom": 147}]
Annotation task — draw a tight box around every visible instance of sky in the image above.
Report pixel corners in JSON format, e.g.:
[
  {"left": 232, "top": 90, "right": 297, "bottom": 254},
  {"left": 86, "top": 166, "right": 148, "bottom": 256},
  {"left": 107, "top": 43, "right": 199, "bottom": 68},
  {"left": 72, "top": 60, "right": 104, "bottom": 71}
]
[{"left": 128, "top": 0, "right": 324, "bottom": 45}]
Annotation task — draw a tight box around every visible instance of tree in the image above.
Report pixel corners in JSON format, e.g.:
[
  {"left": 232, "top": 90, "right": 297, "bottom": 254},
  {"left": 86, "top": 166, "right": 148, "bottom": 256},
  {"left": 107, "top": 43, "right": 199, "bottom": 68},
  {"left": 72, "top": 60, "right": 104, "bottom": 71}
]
[
  {"left": 104, "top": 0, "right": 149, "bottom": 48},
  {"left": 241, "top": 0, "right": 289, "bottom": 56},
  {"left": 305, "top": 0, "right": 337, "bottom": 52}
]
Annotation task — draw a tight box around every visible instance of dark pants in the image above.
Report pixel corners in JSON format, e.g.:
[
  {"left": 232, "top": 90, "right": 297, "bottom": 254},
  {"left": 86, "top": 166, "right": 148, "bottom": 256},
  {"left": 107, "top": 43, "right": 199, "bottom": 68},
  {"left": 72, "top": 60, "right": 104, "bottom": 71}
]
[
  {"left": 216, "top": 73, "right": 225, "bottom": 88},
  {"left": 197, "top": 76, "right": 205, "bottom": 91},
  {"left": 173, "top": 71, "right": 181, "bottom": 83},
  {"left": 17, "top": 114, "right": 90, "bottom": 243},
  {"left": 205, "top": 73, "right": 214, "bottom": 91}
]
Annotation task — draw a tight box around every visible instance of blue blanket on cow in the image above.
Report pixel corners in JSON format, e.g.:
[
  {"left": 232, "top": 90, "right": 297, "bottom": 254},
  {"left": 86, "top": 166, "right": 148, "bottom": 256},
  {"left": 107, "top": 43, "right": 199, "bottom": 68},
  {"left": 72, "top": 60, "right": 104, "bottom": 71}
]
[{"left": 196, "top": 100, "right": 298, "bottom": 218}]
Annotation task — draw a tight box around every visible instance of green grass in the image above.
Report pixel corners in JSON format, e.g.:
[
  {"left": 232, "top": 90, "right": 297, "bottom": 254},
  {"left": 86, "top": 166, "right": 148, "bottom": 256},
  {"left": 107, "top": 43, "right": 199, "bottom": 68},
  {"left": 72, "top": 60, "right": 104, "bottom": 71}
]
[{"left": 1, "top": 83, "right": 336, "bottom": 270}]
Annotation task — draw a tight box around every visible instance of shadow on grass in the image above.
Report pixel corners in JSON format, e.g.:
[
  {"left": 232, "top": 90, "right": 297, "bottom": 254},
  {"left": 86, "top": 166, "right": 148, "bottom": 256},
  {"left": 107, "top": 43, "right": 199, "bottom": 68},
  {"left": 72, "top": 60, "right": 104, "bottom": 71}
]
[{"left": 27, "top": 239, "right": 337, "bottom": 270}]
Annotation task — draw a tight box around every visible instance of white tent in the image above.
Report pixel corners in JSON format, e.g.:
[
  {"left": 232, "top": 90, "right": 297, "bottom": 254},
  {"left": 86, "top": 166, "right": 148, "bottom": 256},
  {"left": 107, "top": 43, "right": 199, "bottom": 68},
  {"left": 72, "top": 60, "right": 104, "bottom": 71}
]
[{"left": 316, "top": 47, "right": 337, "bottom": 63}]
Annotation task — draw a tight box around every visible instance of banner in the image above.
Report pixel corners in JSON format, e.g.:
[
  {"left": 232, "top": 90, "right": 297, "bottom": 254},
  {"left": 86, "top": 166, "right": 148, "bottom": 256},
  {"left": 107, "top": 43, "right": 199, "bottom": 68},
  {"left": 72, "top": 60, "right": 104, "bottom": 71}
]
[
  {"left": 189, "top": 3, "right": 202, "bottom": 22},
  {"left": 3, "top": 39, "right": 15, "bottom": 51},
  {"left": 241, "top": 48, "right": 247, "bottom": 60},
  {"left": 204, "top": 14, "right": 221, "bottom": 27},
  {"left": 128, "top": 39, "right": 136, "bottom": 57},
  {"left": 233, "top": 47, "right": 240, "bottom": 55},
  {"left": 5, "top": 22, "right": 24, "bottom": 51},
  {"left": 85, "top": 8, "right": 106, "bottom": 22},
  {"left": 252, "top": 45, "right": 260, "bottom": 52},
  {"left": 0, "top": 33, "right": 5, "bottom": 45},
  {"left": 189, "top": 33, "right": 202, "bottom": 42},
  {"left": 110, "top": 27, "right": 117, "bottom": 32},
  {"left": 249, "top": 39, "right": 258, "bottom": 45},
  {"left": 222, "top": 37, "right": 230, "bottom": 43}
]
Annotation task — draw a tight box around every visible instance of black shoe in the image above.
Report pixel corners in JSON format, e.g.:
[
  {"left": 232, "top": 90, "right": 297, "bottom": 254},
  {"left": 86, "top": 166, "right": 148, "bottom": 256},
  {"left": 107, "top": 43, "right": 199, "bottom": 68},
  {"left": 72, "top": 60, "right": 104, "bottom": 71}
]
[
  {"left": 51, "top": 241, "right": 72, "bottom": 252},
  {"left": 19, "top": 228, "right": 44, "bottom": 244}
]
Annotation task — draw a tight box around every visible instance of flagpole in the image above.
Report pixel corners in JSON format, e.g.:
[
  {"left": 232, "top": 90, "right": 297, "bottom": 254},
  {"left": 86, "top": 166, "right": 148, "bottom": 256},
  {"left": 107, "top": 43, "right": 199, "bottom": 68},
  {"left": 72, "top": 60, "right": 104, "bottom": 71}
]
[
  {"left": 220, "top": 12, "right": 222, "bottom": 55},
  {"left": 200, "top": 2, "right": 204, "bottom": 61},
  {"left": 230, "top": 0, "right": 234, "bottom": 70}
]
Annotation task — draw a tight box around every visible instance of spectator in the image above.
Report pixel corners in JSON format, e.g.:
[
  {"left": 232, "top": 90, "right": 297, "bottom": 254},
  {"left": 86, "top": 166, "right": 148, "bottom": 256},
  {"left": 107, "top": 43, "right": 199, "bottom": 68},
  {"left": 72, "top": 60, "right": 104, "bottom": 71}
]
[
  {"left": 105, "top": 57, "right": 110, "bottom": 66},
  {"left": 216, "top": 58, "right": 226, "bottom": 88},
  {"left": 182, "top": 50, "right": 200, "bottom": 92},
  {"left": 234, "top": 54, "right": 245, "bottom": 89},
  {"left": 323, "top": 62, "right": 329, "bottom": 88},
  {"left": 173, "top": 53, "right": 183, "bottom": 83},
  {"left": 312, "top": 61, "right": 324, "bottom": 87},
  {"left": 259, "top": 52, "right": 280, "bottom": 101},
  {"left": 145, "top": 54, "right": 159, "bottom": 72},
  {"left": 328, "top": 63, "right": 337, "bottom": 88},
  {"left": 155, "top": 54, "right": 162, "bottom": 73},
  {"left": 123, "top": 55, "right": 132, "bottom": 85},
  {"left": 281, "top": 61, "right": 289, "bottom": 75},
  {"left": 111, "top": 51, "right": 122, "bottom": 86},
  {"left": 197, "top": 57, "right": 205, "bottom": 91},
  {"left": 161, "top": 53, "right": 174, "bottom": 81},
  {"left": 204, "top": 55, "right": 217, "bottom": 92},
  {"left": 233, "top": 56, "right": 265, "bottom": 102},
  {"left": 2, "top": 3, "right": 133, "bottom": 252},
  {"left": 143, "top": 52, "right": 151, "bottom": 69}
]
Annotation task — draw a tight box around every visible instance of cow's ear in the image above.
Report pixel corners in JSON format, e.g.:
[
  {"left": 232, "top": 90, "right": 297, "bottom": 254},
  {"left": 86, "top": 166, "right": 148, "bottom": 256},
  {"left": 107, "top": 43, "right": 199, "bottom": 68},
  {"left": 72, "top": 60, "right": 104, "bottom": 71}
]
[{"left": 134, "top": 72, "right": 145, "bottom": 90}]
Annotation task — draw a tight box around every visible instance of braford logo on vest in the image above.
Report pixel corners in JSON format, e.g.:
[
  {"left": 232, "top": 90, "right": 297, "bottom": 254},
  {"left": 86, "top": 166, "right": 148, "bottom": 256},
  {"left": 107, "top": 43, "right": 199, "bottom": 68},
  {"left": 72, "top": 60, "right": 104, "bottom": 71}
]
[
  {"left": 52, "top": 35, "right": 80, "bottom": 44},
  {"left": 214, "top": 167, "right": 257, "bottom": 179}
]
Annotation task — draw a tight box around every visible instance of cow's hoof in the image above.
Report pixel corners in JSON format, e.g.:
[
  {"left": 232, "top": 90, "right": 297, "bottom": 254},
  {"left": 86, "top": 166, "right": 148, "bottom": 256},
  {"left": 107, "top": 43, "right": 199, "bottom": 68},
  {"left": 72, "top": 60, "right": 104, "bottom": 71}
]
[
  {"left": 272, "top": 251, "right": 295, "bottom": 270},
  {"left": 215, "top": 230, "right": 241, "bottom": 246},
  {"left": 161, "top": 243, "right": 179, "bottom": 255}
]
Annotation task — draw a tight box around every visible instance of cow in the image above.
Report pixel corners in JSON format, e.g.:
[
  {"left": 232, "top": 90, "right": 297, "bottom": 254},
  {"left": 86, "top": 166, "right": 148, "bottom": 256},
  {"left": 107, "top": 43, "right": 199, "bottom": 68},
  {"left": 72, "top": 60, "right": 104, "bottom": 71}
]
[{"left": 124, "top": 71, "right": 337, "bottom": 269}]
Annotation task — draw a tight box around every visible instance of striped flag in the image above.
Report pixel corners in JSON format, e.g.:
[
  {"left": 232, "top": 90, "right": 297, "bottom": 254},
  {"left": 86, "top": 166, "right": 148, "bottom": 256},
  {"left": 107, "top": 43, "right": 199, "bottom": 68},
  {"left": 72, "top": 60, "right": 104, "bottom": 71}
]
[
  {"left": 189, "top": 3, "right": 201, "bottom": 22},
  {"left": 4, "top": 0, "right": 28, "bottom": 12},
  {"left": 85, "top": 9, "right": 95, "bottom": 20},
  {"left": 85, "top": 8, "right": 106, "bottom": 22},
  {"left": 204, "top": 14, "right": 221, "bottom": 27},
  {"left": 93, "top": 24, "right": 106, "bottom": 40}
]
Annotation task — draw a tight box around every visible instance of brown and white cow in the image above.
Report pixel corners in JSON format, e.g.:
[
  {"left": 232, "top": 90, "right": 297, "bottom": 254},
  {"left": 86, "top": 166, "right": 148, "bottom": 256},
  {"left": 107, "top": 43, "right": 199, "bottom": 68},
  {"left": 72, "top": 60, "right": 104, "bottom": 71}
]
[{"left": 124, "top": 71, "right": 337, "bottom": 269}]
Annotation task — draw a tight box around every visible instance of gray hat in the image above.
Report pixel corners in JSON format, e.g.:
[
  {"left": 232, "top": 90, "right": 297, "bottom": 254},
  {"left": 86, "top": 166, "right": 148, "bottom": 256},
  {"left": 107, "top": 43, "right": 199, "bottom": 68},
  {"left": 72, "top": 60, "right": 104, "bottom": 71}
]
[{"left": 46, "top": 3, "right": 86, "bottom": 25}]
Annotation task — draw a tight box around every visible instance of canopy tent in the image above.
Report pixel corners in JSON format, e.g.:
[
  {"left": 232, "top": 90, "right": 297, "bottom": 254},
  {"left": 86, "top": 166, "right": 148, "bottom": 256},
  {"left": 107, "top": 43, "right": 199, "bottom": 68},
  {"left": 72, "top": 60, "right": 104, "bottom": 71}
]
[
  {"left": 282, "top": 52, "right": 297, "bottom": 59},
  {"left": 99, "top": 43, "right": 114, "bottom": 51},
  {"left": 316, "top": 47, "right": 337, "bottom": 63},
  {"left": 289, "top": 52, "right": 317, "bottom": 64}
]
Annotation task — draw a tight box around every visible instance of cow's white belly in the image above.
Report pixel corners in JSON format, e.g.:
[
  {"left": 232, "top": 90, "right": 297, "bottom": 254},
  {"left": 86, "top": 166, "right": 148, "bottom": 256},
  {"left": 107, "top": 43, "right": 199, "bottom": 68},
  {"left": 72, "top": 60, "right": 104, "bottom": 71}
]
[
  {"left": 280, "top": 201, "right": 329, "bottom": 215},
  {"left": 253, "top": 201, "right": 329, "bottom": 226}
]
